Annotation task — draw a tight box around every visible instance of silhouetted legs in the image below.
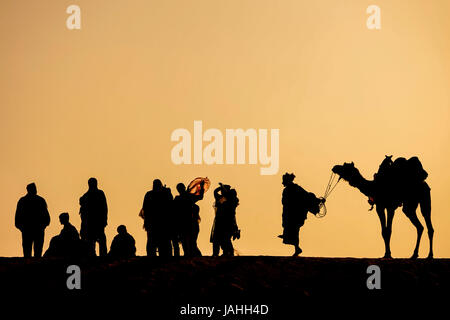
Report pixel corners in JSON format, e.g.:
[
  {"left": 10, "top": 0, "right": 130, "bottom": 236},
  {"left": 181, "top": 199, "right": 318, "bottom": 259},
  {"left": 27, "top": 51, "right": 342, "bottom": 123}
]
[
  {"left": 180, "top": 234, "right": 192, "bottom": 257},
  {"left": 222, "top": 238, "right": 234, "bottom": 256},
  {"left": 293, "top": 246, "right": 302, "bottom": 257},
  {"left": 385, "top": 208, "right": 395, "bottom": 255},
  {"left": 401, "top": 185, "right": 434, "bottom": 259},
  {"left": 192, "top": 222, "right": 202, "bottom": 256},
  {"left": 212, "top": 238, "right": 234, "bottom": 256},
  {"left": 212, "top": 242, "right": 220, "bottom": 256},
  {"left": 280, "top": 224, "right": 302, "bottom": 256},
  {"left": 402, "top": 200, "right": 423, "bottom": 259},
  {"left": 87, "top": 230, "right": 107, "bottom": 256},
  {"left": 377, "top": 198, "right": 433, "bottom": 260},
  {"left": 22, "top": 229, "right": 44, "bottom": 258},
  {"left": 146, "top": 230, "right": 157, "bottom": 256},
  {"left": 172, "top": 239, "right": 180, "bottom": 257},
  {"left": 22, "top": 232, "right": 33, "bottom": 258},
  {"left": 98, "top": 232, "right": 107, "bottom": 256},
  {"left": 376, "top": 206, "right": 392, "bottom": 258},
  {"left": 420, "top": 186, "right": 434, "bottom": 259},
  {"left": 158, "top": 239, "right": 172, "bottom": 257},
  {"left": 146, "top": 230, "right": 172, "bottom": 257}
]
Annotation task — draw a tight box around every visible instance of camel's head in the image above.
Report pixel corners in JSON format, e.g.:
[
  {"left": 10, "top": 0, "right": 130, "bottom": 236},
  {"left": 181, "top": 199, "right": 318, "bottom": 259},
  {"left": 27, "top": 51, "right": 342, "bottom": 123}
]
[{"left": 332, "top": 162, "right": 360, "bottom": 184}]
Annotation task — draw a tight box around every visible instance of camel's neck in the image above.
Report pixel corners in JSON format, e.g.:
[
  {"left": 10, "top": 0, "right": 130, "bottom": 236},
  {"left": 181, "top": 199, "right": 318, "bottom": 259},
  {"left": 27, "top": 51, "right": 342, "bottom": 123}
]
[{"left": 347, "top": 171, "right": 374, "bottom": 198}]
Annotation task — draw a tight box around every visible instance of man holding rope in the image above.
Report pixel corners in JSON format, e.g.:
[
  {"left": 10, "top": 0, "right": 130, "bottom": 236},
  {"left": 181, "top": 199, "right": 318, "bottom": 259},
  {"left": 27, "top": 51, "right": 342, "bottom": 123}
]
[{"left": 278, "top": 173, "right": 325, "bottom": 256}]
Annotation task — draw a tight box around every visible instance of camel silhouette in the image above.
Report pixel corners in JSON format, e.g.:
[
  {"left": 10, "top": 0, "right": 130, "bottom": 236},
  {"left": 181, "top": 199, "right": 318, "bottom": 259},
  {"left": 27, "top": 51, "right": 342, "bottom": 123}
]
[{"left": 332, "top": 156, "right": 433, "bottom": 259}]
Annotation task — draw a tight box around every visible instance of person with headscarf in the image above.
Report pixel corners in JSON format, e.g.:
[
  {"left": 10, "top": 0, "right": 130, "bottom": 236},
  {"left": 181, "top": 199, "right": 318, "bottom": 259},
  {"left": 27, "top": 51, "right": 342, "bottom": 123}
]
[{"left": 279, "top": 173, "right": 324, "bottom": 256}]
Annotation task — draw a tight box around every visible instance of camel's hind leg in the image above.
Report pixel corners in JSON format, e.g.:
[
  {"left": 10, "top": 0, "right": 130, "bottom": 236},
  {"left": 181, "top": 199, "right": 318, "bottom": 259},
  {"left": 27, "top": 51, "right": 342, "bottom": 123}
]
[
  {"left": 402, "top": 200, "right": 423, "bottom": 259},
  {"left": 420, "top": 184, "right": 433, "bottom": 259}
]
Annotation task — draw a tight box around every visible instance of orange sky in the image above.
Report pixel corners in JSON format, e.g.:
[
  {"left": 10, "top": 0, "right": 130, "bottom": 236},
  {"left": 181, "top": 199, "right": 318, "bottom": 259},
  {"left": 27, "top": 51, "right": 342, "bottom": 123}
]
[{"left": 1, "top": 0, "right": 449, "bottom": 257}]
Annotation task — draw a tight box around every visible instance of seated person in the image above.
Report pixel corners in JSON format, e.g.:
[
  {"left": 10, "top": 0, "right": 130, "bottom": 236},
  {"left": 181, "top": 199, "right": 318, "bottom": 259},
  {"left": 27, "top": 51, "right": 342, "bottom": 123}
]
[
  {"left": 59, "top": 212, "right": 79, "bottom": 241},
  {"left": 44, "top": 212, "right": 80, "bottom": 257},
  {"left": 108, "top": 225, "right": 136, "bottom": 258}
]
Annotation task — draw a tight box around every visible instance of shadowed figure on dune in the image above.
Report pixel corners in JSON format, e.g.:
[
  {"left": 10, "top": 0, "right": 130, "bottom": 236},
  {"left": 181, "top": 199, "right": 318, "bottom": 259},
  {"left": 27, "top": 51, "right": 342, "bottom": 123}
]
[
  {"left": 79, "top": 177, "right": 108, "bottom": 256},
  {"left": 44, "top": 212, "right": 93, "bottom": 258},
  {"left": 173, "top": 180, "right": 205, "bottom": 257},
  {"left": 173, "top": 183, "right": 193, "bottom": 257},
  {"left": 141, "top": 179, "right": 174, "bottom": 257},
  {"left": 210, "top": 183, "right": 240, "bottom": 257},
  {"left": 279, "top": 173, "right": 324, "bottom": 256},
  {"left": 108, "top": 225, "right": 136, "bottom": 258},
  {"left": 15, "top": 183, "right": 50, "bottom": 258},
  {"left": 332, "top": 155, "right": 434, "bottom": 259}
]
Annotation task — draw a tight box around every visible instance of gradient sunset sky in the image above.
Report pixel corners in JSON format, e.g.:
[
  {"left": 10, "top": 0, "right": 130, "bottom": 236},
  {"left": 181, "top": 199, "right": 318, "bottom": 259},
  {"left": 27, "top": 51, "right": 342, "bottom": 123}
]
[{"left": 1, "top": 0, "right": 449, "bottom": 257}]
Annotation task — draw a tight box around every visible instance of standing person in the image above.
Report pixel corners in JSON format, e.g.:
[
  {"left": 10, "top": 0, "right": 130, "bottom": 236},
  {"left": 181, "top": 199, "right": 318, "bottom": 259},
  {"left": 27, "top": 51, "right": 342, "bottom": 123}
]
[
  {"left": 173, "top": 183, "right": 194, "bottom": 256},
  {"left": 141, "top": 179, "right": 173, "bottom": 257},
  {"left": 79, "top": 177, "right": 108, "bottom": 256},
  {"left": 210, "top": 183, "right": 239, "bottom": 257},
  {"left": 173, "top": 179, "right": 206, "bottom": 257},
  {"left": 279, "top": 173, "right": 324, "bottom": 256},
  {"left": 15, "top": 183, "right": 50, "bottom": 258},
  {"left": 188, "top": 179, "right": 205, "bottom": 256}
]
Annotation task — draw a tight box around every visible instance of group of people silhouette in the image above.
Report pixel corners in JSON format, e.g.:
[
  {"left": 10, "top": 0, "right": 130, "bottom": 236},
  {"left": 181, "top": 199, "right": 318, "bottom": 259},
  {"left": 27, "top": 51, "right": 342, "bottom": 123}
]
[
  {"left": 14, "top": 177, "right": 244, "bottom": 258},
  {"left": 15, "top": 179, "right": 136, "bottom": 258},
  {"left": 13, "top": 154, "right": 433, "bottom": 259}
]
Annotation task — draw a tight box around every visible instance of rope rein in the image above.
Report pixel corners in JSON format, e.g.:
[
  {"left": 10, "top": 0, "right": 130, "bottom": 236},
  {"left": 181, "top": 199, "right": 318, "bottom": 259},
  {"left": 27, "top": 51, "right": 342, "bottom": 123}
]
[{"left": 315, "top": 171, "right": 341, "bottom": 218}]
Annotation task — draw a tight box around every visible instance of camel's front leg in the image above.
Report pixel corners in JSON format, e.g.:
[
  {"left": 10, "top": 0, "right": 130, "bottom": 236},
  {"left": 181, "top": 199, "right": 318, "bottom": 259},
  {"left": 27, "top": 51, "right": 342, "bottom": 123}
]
[
  {"left": 385, "top": 208, "right": 395, "bottom": 256},
  {"left": 376, "top": 206, "right": 391, "bottom": 258}
]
